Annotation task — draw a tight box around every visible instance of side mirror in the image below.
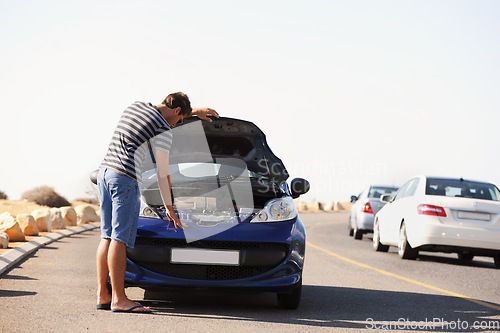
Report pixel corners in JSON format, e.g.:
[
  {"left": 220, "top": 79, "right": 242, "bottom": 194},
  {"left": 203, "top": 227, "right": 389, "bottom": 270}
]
[
  {"left": 90, "top": 169, "right": 98, "bottom": 185},
  {"left": 290, "top": 178, "right": 310, "bottom": 199},
  {"left": 380, "top": 194, "right": 392, "bottom": 203},
  {"left": 350, "top": 195, "right": 358, "bottom": 203}
]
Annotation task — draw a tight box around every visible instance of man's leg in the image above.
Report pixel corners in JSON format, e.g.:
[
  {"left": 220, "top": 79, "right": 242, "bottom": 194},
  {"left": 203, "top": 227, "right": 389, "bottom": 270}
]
[
  {"left": 96, "top": 238, "right": 111, "bottom": 305},
  {"left": 96, "top": 167, "right": 112, "bottom": 307},
  {"left": 108, "top": 239, "right": 150, "bottom": 311}
]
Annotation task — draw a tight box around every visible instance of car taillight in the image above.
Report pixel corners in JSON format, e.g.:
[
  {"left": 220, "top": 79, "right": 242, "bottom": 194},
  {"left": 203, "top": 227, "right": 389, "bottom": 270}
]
[
  {"left": 417, "top": 204, "right": 447, "bottom": 217},
  {"left": 362, "top": 202, "right": 373, "bottom": 214}
]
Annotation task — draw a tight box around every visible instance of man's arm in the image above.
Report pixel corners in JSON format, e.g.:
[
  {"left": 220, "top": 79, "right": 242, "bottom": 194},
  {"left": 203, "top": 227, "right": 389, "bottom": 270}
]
[
  {"left": 191, "top": 107, "right": 219, "bottom": 121},
  {"left": 156, "top": 149, "right": 185, "bottom": 229}
]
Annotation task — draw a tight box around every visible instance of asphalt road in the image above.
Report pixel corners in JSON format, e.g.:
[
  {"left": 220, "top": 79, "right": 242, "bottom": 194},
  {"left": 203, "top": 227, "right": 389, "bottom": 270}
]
[{"left": 1, "top": 211, "right": 499, "bottom": 332}]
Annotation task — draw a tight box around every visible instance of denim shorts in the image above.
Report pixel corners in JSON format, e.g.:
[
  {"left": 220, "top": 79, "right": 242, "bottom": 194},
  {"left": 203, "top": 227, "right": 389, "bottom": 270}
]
[{"left": 97, "top": 167, "right": 141, "bottom": 248}]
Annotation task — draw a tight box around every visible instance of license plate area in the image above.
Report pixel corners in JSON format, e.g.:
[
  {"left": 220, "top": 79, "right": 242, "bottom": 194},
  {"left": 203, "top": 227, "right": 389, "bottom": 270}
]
[
  {"left": 457, "top": 211, "right": 490, "bottom": 221},
  {"left": 171, "top": 248, "right": 240, "bottom": 266}
]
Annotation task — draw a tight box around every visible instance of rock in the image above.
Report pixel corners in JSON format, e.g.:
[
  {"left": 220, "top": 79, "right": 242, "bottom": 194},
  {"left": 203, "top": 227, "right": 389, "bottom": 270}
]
[
  {"left": 49, "top": 208, "right": 66, "bottom": 229},
  {"left": 31, "top": 208, "right": 52, "bottom": 232},
  {"left": 0, "top": 231, "right": 9, "bottom": 248},
  {"left": 337, "top": 201, "right": 351, "bottom": 211},
  {"left": 0, "top": 212, "right": 26, "bottom": 242},
  {"left": 75, "top": 205, "right": 100, "bottom": 225},
  {"left": 16, "top": 214, "right": 39, "bottom": 236},
  {"left": 60, "top": 207, "right": 77, "bottom": 227},
  {"left": 306, "top": 201, "right": 323, "bottom": 211},
  {"left": 323, "top": 202, "right": 337, "bottom": 211},
  {"left": 294, "top": 200, "right": 308, "bottom": 212}
]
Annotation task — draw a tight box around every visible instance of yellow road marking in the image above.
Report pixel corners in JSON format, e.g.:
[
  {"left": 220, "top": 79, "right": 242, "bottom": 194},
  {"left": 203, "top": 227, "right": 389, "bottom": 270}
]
[{"left": 306, "top": 241, "right": 500, "bottom": 311}]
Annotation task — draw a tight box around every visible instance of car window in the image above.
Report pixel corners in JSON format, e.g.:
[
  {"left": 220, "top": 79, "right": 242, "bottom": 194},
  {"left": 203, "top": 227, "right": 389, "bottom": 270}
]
[
  {"left": 392, "top": 179, "right": 418, "bottom": 201},
  {"left": 425, "top": 178, "right": 500, "bottom": 201},
  {"left": 393, "top": 181, "right": 411, "bottom": 201},
  {"left": 368, "top": 186, "right": 398, "bottom": 199},
  {"left": 406, "top": 179, "right": 419, "bottom": 197}
]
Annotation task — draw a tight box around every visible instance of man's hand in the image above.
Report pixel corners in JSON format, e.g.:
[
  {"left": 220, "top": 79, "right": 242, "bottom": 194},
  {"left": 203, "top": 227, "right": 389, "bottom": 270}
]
[
  {"left": 191, "top": 107, "right": 219, "bottom": 122},
  {"left": 165, "top": 205, "right": 186, "bottom": 229},
  {"left": 156, "top": 149, "right": 187, "bottom": 230}
]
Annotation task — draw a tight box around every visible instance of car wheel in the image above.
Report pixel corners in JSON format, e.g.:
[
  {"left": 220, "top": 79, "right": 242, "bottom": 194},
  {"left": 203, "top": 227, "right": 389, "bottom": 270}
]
[
  {"left": 398, "top": 222, "right": 418, "bottom": 260},
  {"left": 373, "top": 220, "right": 389, "bottom": 252},
  {"left": 353, "top": 226, "right": 363, "bottom": 240},
  {"left": 457, "top": 252, "right": 474, "bottom": 261},
  {"left": 494, "top": 256, "right": 500, "bottom": 269},
  {"left": 348, "top": 217, "right": 354, "bottom": 236},
  {"left": 277, "top": 281, "right": 302, "bottom": 310}
]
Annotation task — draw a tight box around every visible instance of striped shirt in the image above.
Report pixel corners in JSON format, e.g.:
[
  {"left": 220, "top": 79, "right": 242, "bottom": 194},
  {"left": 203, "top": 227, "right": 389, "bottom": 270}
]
[{"left": 101, "top": 101, "right": 172, "bottom": 182}]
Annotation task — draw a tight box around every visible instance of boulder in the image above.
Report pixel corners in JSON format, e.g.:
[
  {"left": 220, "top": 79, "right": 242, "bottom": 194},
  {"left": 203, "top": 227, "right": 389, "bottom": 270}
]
[
  {"left": 60, "top": 206, "right": 77, "bottom": 227},
  {"left": 49, "top": 208, "right": 66, "bottom": 229},
  {"left": 75, "top": 205, "right": 100, "bottom": 225},
  {"left": 337, "top": 201, "right": 351, "bottom": 211},
  {"left": 323, "top": 202, "right": 337, "bottom": 211},
  {"left": 294, "top": 200, "right": 308, "bottom": 212},
  {"left": 0, "top": 231, "right": 9, "bottom": 249},
  {"left": 16, "top": 213, "right": 39, "bottom": 236},
  {"left": 306, "top": 201, "right": 323, "bottom": 211},
  {"left": 0, "top": 212, "right": 26, "bottom": 242},
  {"left": 31, "top": 208, "right": 52, "bottom": 232}
]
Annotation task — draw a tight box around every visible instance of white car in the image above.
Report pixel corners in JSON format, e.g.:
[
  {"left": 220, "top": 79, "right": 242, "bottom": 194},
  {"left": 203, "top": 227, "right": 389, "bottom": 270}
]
[{"left": 373, "top": 175, "right": 500, "bottom": 268}]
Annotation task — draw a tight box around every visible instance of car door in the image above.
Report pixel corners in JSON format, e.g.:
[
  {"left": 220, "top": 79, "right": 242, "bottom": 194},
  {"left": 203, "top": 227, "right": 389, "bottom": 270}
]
[
  {"left": 350, "top": 190, "right": 363, "bottom": 228},
  {"left": 378, "top": 179, "right": 418, "bottom": 245},
  {"left": 386, "top": 178, "right": 420, "bottom": 244}
]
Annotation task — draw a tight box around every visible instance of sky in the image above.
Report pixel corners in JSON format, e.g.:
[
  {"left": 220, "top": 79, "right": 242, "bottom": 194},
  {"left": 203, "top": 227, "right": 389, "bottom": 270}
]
[{"left": 1, "top": 0, "right": 499, "bottom": 203}]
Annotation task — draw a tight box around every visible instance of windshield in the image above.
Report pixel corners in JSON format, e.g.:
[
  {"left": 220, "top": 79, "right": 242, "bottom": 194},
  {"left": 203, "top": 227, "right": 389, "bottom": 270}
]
[
  {"left": 425, "top": 178, "right": 500, "bottom": 201},
  {"left": 368, "top": 186, "right": 398, "bottom": 199}
]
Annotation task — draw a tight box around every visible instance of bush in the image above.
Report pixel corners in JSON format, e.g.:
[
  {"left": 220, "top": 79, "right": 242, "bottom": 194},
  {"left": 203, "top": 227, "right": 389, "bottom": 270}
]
[
  {"left": 21, "top": 186, "right": 71, "bottom": 208},
  {"left": 0, "top": 190, "right": 7, "bottom": 200}
]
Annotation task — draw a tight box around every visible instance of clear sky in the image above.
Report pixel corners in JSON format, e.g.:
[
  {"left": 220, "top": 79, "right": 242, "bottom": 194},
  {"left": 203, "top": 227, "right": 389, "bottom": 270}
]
[{"left": 1, "top": 0, "right": 499, "bottom": 203}]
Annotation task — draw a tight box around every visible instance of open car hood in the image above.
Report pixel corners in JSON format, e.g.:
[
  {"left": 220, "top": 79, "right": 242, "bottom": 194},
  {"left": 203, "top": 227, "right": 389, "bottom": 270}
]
[{"left": 168, "top": 117, "right": 289, "bottom": 184}]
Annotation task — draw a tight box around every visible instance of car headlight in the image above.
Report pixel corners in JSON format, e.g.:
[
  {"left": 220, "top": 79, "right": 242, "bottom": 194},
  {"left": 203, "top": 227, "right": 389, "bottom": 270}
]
[
  {"left": 250, "top": 197, "right": 298, "bottom": 223},
  {"left": 140, "top": 197, "right": 161, "bottom": 219}
]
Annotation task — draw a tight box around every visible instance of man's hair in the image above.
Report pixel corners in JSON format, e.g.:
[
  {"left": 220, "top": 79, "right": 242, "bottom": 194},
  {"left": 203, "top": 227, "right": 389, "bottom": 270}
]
[{"left": 163, "top": 92, "right": 192, "bottom": 116}]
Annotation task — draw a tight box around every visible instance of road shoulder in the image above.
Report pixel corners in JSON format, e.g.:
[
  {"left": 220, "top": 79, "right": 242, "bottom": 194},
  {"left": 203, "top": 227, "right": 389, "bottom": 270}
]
[{"left": 0, "top": 222, "right": 99, "bottom": 276}]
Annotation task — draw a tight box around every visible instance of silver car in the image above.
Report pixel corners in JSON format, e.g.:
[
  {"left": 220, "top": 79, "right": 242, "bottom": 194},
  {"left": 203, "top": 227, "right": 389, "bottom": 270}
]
[{"left": 348, "top": 185, "right": 398, "bottom": 240}]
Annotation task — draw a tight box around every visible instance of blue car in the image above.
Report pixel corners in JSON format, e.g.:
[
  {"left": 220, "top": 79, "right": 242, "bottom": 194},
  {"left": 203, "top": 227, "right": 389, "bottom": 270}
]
[{"left": 120, "top": 117, "right": 309, "bottom": 309}]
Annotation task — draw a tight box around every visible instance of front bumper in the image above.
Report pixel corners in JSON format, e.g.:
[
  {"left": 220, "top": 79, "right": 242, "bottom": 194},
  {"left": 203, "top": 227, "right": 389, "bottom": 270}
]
[{"left": 124, "top": 216, "right": 306, "bottom": 292}]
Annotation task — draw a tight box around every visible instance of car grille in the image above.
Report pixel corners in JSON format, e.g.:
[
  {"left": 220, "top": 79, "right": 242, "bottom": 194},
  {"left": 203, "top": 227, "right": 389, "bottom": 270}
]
[{"left": 130, "top": 238, "right": 290, "bottom": 280}]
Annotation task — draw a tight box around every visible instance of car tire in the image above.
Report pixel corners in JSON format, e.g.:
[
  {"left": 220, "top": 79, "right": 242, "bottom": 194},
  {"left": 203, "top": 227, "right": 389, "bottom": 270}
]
[
  {"left": 494, "top": 256, "right": 500, "bottom": 269},
  {"left": 458, "top": 252, "right": 474, "bottom": 261},
  {"left": 373, "top": 220, "right": 389, "bottom": 252},
  {"left": 348, "top": 217, "right": 354, "bottom": 236},
  {"left": 277, "top": 281, "right": 302, "bottom": 310},
  {"left": 398, "top": 222, "right": 418, "bottom": 260},
  {"left": 353, "top": 226, "right": 363, "bottom": 240}
]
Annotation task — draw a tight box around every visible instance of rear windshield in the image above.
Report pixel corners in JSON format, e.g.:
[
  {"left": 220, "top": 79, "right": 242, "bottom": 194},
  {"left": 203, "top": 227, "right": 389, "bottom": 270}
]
[
  {"left": 368, "top": 186, "right": 398, "bottom": 198},
  {"left": 425, "top": 178, "right": 500, "bottom": 201}
]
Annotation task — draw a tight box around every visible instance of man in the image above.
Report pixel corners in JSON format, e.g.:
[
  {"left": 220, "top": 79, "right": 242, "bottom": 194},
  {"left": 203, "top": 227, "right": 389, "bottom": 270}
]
[{"left": 96, "top": 92, "right": 218, "bottom": 313}]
